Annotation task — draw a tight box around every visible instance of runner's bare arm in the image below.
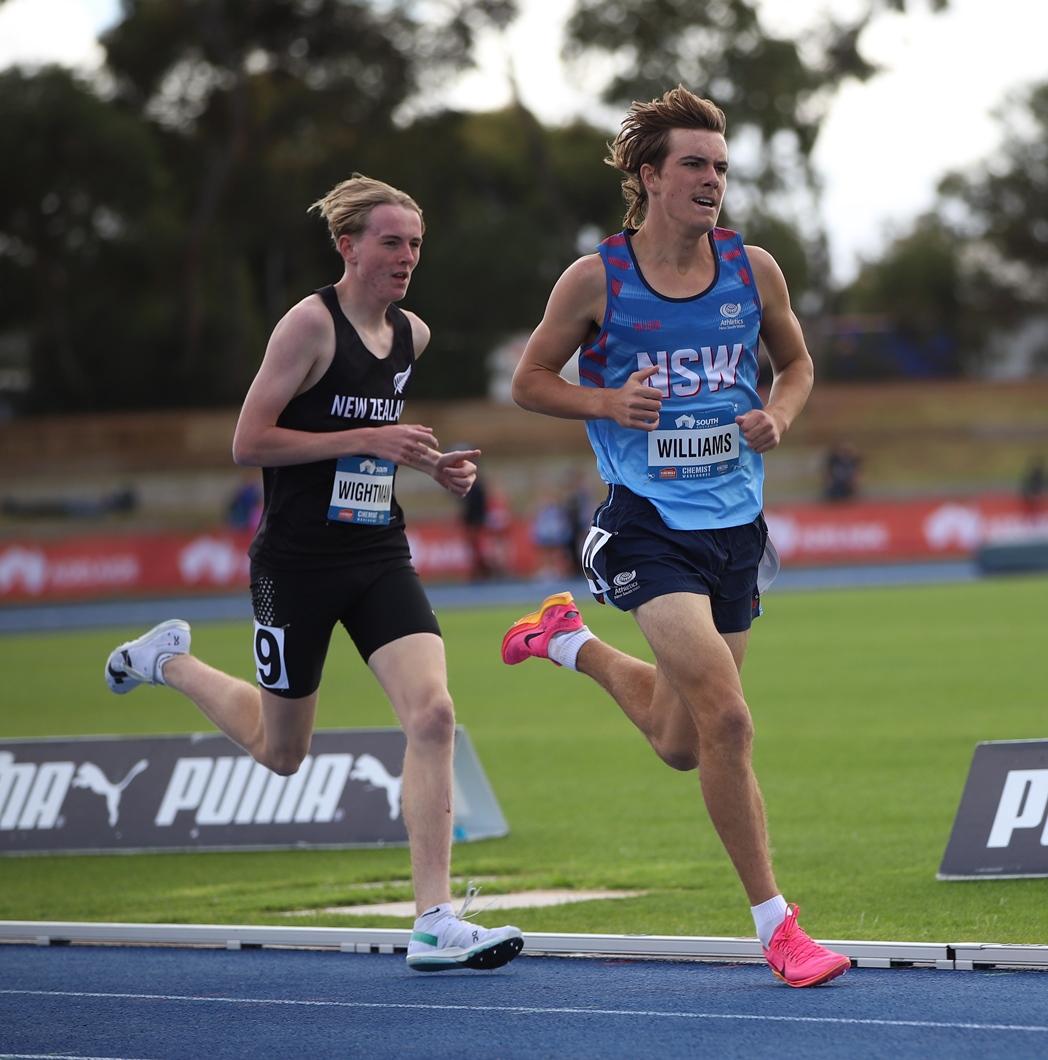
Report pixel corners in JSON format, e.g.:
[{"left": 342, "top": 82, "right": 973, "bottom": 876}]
[
  {"left": 735, "top": 246, "right": 814, "bottom": 454},
  {"left": 511, "top": 256, "right": 663, "bottom": 431},
  {"left": 232, "top": 298, "right": 439, "bottom": 467}
]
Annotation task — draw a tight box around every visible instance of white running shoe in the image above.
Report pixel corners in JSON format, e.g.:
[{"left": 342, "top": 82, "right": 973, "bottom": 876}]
[
  {"left": 407, "top": 889, "right": 523, "bottom": 972},
  {"left": 105, "top": 619, "right": 191, "bottom": 694}
]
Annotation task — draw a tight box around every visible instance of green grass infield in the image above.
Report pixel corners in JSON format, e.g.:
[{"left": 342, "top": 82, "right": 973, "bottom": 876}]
[{"left": 2, "top": 574, "right": 1047, "bottom": 945}]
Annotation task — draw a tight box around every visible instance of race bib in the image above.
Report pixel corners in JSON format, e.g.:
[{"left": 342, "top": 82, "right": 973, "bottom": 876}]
[
  {"left": 328, "top": 456, "right": 394, "bottom": 525},
  {"left": 647, "top": 407, "right": 740, "bottom": 481},
  {"left": 253, "top": 621, "right": 289, "bottom": 690}
]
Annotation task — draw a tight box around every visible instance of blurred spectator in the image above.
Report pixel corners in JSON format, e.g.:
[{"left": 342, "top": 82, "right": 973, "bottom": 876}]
[
  {"left": 483, "top": 479, "right": 513, "bottom": 578},
  {"left": 823, "top": 439, "right": 861, "bottom": 502},
  {"left": 530, "top": 483, "right": 573, "bottom": 581},
  {"left": 460, "top": 472, "right": 497, "bottom": 581},
  {"left": 561, "top": 468, "right": 595, "bottom": 576},
  {"left": 1020, "top": 455, "right": 1045, "bottom": 514},
  {"left": 228, "top": 472, "right": 263, "bottom": 531}
]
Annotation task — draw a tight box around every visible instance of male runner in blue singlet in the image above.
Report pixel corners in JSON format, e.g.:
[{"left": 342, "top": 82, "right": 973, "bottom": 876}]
[
  {"left": 104, "top": 175, "right": 522, "bottom": 972},
  {"left": 502, "top": 87, "right": 848, "bottom": 988}
]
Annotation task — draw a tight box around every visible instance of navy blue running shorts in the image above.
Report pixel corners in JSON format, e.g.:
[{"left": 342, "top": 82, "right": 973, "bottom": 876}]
[
  {"left": 581, "top": 485, "right": 769, "bottom": 633},
  {"left": 249, "top": 556, "right": 441, "bottom": 699}
]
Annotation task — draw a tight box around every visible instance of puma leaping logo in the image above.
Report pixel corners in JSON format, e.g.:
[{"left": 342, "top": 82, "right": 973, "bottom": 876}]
[
  {"left": 72, "top": 760, "right": 149, "bottom": 826},
  {"left": 350, "top": 754, "right": 403, "bottom": 820}
]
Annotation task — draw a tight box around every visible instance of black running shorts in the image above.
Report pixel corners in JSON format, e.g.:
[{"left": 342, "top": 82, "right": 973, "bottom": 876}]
[
  {"left": 249, "top": 556, "right": 441, "bottom": 698},
  {"left": 582, "top": 485, "right": 768, "bottom": 633}
]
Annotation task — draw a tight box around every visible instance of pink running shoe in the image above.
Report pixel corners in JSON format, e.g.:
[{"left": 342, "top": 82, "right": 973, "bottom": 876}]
[
  {"left": 763, "top": 905, "right": 850, "bottom": 988},
  {"left": 501, "top": 591, "right": 583, "bottom": 665}
]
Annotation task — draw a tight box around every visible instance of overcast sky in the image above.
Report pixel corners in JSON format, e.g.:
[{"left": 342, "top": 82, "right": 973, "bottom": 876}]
[{"left": 2, "top": 0, "right": 1045, "bottom": 283}]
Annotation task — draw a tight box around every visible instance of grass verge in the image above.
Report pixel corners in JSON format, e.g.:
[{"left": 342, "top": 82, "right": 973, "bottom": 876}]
[{"left": 1, "top": 574, "right": 1046, "bottom": 944}]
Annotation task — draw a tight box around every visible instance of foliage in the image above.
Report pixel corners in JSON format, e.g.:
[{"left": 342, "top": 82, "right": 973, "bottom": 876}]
[
  {"left": 936, "top": 80, "right": 1048, "bottom": 374},
  {"left": 830, "top": 217, "right": 971, "bottom": 377},
  {"left": 939, "top": 81, "right": 1048, "bottom": 281},
  {"left": 1, "top": 0, "right": 536, "bottom": 412},
  {"left": 831, "top": 75, "right": 1048, "bottom": 378},
  {"left": 2, "top": 576, "right": 1048, "bottom": 944},
  {"left": 563, "top": 0, "right": 944, "bottom": 207},
  {"left": 0, "top": 66, "right": 170, "bottom": 412},
  {"left": 97, "top": 0, "right": 523, "bottom": 406},
  {"left": 0, "top": 0, "right": 965, "bottom": 412},
  {"left": 361, "top": 108, "right": 623, "bottom": 397}
]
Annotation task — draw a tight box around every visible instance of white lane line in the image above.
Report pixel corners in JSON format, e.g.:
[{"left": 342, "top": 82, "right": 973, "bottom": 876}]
[
  {"left": 0, "top": 1055, "right": 159, "bottom": 1059},
  {"left": 2, "top": 989, "right": 1046, "bottom": 1033}
]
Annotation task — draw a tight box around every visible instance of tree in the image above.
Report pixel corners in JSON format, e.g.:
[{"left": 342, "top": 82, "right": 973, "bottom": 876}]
[
  {"left": 829, "top": 217, "right": 969, "bottom": 378},
  {"left": 937, "top": 80, "right": 1048, "bottom": 371},
  {"left": 348, "top": 105, "right": 624, "bottom": 398},
  {"left": 94, "top": 0, "right": 519, "bottom": 406},
  {"left": 0, "top": 66, "right": 169, "bottom": 412},
  {"left": 562, "top": 0, "right": 949, "bottom": 302},
  {"left": 832, "top": 76, "right": 1048, "bottom": 379}
]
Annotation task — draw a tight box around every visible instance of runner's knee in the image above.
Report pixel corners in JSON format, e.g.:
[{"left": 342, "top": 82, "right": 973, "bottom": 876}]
[
  {"left": 694, "top": 695, "right": 753, "bottom": 754},
  {"left": 257, "top": 740, "right": 310, "bottom": 777},
  {"left": 402, "top": 692, "right": 456, "bottom": 746}
]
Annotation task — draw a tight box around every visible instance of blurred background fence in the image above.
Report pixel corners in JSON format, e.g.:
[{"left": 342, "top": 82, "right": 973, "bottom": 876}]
[
  {"left": 3, "top": 0, "right": 1048, "bottom": 601},
  {"left": 2, "top": 378, "right": 1046, "bottom": 602}
]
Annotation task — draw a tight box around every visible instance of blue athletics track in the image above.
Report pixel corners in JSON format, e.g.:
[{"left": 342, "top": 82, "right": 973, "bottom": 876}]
[
  {"left": 3, "top": 561, "right": 1048, "bottom": 1059},
  {"left": 2, "top": 936, "right": 1048, "bottom": 1059}
]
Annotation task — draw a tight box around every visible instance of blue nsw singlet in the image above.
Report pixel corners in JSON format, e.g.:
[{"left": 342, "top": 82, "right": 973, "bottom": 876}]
[{"left": 580, "top": 228, "right": 765, "bottom": 531}]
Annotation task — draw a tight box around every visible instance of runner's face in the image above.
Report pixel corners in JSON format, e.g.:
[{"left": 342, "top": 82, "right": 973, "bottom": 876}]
[
  {"left": 643, "top": 127, "right": 728, "bottom": 232},
  {"left": 345, "top": 204, "right": 423, "bottom": 302}
]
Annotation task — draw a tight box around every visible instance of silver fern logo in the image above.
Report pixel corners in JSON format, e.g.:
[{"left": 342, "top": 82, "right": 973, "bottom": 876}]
[{"left": 393, "top": 366, "right": 412, "bottom": 394}]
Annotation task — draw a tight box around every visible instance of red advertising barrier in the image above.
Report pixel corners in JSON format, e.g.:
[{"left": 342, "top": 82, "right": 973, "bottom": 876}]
[
  {"left": 0, "top": 494, "right": 1045, "bottom": 603},
  {"left": 0, "top": 521, "right": 536, "bottom": 603},
  {"left": 764, "top": 494, "right": 1048, "bottom": 566}
]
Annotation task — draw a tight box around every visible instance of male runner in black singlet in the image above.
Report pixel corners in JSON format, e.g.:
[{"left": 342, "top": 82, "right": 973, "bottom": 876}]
[{"left": 104, "top": 175, "right": 523, "bottom": 972}]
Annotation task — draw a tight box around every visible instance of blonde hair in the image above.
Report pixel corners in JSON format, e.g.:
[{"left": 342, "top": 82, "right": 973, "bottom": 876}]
[
  {"left": 607, "top": 86, "right": 727, "bottom": 229},
  {"left": 308, "top": 174, "right": 424, "bottom": 246}
]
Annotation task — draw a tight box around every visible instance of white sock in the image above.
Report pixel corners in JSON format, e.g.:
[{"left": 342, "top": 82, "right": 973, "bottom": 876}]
[
  {"left": 155, "top": 652, "right": 176, "bottom": 686},
  {"left": 752, "top": 895, "right": 789, "bottom": 948},
  {"left": 547, "top": 626, "right": 596, "bottom": 671}
]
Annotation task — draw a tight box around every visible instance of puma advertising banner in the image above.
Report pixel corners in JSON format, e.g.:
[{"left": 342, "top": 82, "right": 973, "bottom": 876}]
[
  {"left": 0, "top": 727, "right": 508, "bottom": 855},
  {"left": 938, "top": 739, "right": 1048, "bottom": 879}
]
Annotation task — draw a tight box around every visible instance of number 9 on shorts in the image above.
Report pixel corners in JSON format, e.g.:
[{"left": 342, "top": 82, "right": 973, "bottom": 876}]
[{"left": 253, "top": 621, "right": 289, "bottom": 690}]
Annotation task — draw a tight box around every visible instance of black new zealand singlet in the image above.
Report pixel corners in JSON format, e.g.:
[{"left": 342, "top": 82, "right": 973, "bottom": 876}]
[{"left": 247, "top": 285, "right": 416, "bottom": 569}]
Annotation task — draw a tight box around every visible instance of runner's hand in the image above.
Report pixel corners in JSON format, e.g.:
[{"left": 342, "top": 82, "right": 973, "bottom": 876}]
[
  {"left": 366, "top": 424, "right": 440, "bottom": 464},
  {"left": 433, "top": 449, "right": 481, "bottom": 497},
  {"left": 607, "top": 366, "right": 662, "bottom": 431},
  {"left": 736, "top": 409, "right": 784, "bottom": 454}
]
